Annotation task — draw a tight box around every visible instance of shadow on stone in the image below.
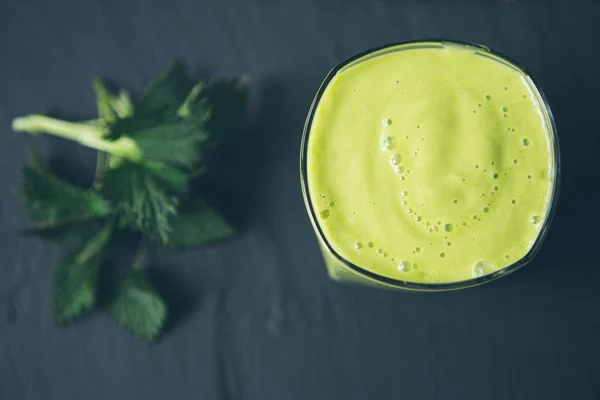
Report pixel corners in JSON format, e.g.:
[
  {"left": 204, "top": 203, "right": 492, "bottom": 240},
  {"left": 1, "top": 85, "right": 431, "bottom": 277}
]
[
  {"left": 190, "top": 77, "right": 287, "bottom": 232},
  {"left": 146, "top": 267, "right": 202, "bottom": 339}
]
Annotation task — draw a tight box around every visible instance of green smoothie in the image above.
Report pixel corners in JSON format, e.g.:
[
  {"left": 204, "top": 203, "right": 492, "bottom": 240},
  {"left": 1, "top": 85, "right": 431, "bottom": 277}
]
[{"left": 306, "top": 42, "right": 556, "bottom": 284}]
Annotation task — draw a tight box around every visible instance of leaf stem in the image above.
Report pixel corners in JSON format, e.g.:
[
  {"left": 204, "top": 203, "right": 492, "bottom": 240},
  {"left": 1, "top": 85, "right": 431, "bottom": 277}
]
[
  {"left": 13, "top": 115, "right": 143, "bottom": 161},
  {"left": 94, "top": 152, "right": 108, "bottom": 188},
  {"left": 19, "top": 214, "right": 109, "bottom": 234},
  {"left": 133, "top": 241, "right": 147, "bottom": 270}
]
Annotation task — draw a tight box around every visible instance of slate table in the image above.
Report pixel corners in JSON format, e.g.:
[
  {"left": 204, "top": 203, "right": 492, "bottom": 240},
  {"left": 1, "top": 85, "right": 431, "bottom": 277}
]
[{"left": 1, "top": 1, "right": 600, "bottom": 399}]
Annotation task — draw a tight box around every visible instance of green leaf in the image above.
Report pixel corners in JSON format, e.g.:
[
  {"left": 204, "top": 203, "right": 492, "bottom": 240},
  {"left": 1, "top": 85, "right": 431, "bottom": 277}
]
[
  {"left": 20, "top": 215, "right": 107, "bottom": 248},
  {"left": 53, "top": 256, "right": 101, "bottom": 324},
  {"left": 107, "top": 61, "right": 193, "bottom": 138},
  {"left": 118, "top": 117, "right": 209, "bottom": 169},
  {"left": 201, "top": 77, "right": 249, "bottom": 140},
  {"left": 103, "top": 62, "right": 207, "bottom": 171},
  {"left": 21, "top": 152, "right": 111, "bottom": 223},
  {"left": 177, "top": 83, "right": 211, "bottom": 120},
  {"left": 93, "top": 78, "right": 118, "bottom": 123},
  {"left": 53, "top": 221, "right": 113, "bottom": 324},
  {"left": 102, "top": 162, "right": 187, "bottom": 244},
  {"left": 166, "top": 199, "right": 236, "bottom": 249},
  {"left": 138, "top": 61, "right": 193, "bottom": 118},
  {"left": 112, "top": 90, "right": 134, "bottom": 118},
  {"left": 105, "top": 270, "right": 167, "bottom": 342}
]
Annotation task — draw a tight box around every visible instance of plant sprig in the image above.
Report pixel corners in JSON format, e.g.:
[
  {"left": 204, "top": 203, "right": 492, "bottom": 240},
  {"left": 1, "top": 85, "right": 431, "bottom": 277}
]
[{"left": 13, "top": 61, "right": 248, "bottom": 342}]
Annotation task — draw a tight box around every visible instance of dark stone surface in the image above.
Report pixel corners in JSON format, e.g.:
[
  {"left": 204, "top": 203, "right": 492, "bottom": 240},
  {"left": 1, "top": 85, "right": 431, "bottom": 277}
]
[{"left": 1, "top": 0, "right": 600, "bottom": 399}]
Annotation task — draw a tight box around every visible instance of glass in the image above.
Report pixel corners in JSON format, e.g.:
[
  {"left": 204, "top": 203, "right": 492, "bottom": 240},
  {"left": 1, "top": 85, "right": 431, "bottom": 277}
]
[{"left": 299, "top": 40, "right": 560, "bottom": 291}]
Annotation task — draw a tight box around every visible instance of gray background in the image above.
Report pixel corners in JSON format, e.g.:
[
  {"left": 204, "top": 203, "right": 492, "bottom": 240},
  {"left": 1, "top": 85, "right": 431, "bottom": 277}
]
[{"left": 2, "top": 0, "right": 600, "bottom": 399}]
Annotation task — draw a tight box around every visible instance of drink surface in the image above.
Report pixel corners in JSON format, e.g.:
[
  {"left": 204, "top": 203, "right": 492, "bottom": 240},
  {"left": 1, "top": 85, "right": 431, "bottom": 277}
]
[{"left": 306, "top": 43, "right": 555, "bottom": 284}]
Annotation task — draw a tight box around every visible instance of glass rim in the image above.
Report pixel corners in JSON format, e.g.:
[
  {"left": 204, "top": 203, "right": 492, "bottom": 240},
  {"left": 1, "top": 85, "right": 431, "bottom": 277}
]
[{"left": 299, "top": 39, "right": 561, "bottom": 291}]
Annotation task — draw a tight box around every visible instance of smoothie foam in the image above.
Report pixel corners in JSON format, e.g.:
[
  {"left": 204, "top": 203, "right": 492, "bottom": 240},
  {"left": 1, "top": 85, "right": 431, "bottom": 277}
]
[{"left": 306, "top": 42, "right": 556, "bottom": 284}]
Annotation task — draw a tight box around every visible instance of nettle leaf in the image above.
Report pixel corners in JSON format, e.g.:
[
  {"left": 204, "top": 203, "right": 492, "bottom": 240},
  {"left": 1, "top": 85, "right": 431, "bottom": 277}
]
[
  {"left": 20, "top": 216, "right": 107, "bottom": 249},
  {"left": 137, "top": 61, "right": 193, "bottom": 118},
  {"left": 53, "top": 256, "right": 101, "bottom": 324},
  {"left": 93, "top": 78, "right": 118, "bottom": 123},
  {"left": 105, "top": 270, "right": 167, "bottom": 342},
  {"left": 108, "top": 61, "right": 193, "bottom": 137},
  {"left": 102, "top": 162, "right": 187, "bottom": 244},
  {"left": 123, "top": 117, "right": 209, "bottom": 170},
  {"left": 21, "top": 152, "right": 111, "bottom": 223},
  {"left": 166, "top": 199, "right": 236, "bottom": 249},
  {"left": 53, "top": 221, "right": 113, "bottom": 324}
]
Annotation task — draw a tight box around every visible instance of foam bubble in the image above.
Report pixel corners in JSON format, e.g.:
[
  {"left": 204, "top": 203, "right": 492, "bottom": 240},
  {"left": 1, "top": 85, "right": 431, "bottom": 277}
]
[
  {"left": 483, "top": 207, "right": 490, "bottom": 213},
  {"left": 402, "top": 191, "right": 408, "bottom": 196},
  {"left": 444, "top": 224, "right": 453, "bottom": 232},
  {"left": 382, "top": 118, "right": 393, "bottom": 126},
  {"left": 354, "top": 242, "right": 363, "bottom": 249},
  {"left": 522, "top": 138, "right": 530, "bottom": 146},
  {"left": 531, "top": 215, "right": 541, "bottom": 224},
  {"left": 390, "top": 154, "right": 403, "bottom": 166},
  {"left": 472, "top": 259, "right": 497, "bottom": 277},
  {"left": 398, "top": 261, "right": 411, "bottom": 272},
  {"left": 368, "top": 242, "right": 374, "bottom": 248},
  {"left": 320, "top": 210, "right": 330, "bottom": 220},
  {"left": 381, "top": 136, "right": 396, "bottom": 151}
]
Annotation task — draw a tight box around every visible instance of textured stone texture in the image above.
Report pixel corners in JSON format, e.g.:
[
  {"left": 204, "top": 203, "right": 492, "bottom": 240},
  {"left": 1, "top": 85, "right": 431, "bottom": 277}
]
[{"left": 1, "top": 1, "right": 600, "bottom": 399}]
